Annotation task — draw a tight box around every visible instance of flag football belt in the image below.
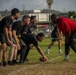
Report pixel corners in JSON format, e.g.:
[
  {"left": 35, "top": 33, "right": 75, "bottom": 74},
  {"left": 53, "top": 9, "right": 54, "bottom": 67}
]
[
  {"left": 19, "top": 39, "right": 26, "bottom": 47},
  {"left": 12, "top": 35, "right": 26, "bottom": 47}
]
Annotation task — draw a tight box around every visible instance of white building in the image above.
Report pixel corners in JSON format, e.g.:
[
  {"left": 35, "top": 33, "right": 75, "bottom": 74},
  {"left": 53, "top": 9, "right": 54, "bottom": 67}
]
[
  {"left": 20, "top": 9, "right": 61, "bottom": 22},
  {"left": 29, "top": 13, "right": 50, "bottom": 21}
]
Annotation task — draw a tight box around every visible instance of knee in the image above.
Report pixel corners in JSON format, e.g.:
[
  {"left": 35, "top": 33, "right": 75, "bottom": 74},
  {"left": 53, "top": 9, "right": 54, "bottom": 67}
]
[
  {"left": 2, "top": 44, "right": 7, "bottom": 51},
  {"left": 51, "top": 42, "right": 55, "bottom": 45}
]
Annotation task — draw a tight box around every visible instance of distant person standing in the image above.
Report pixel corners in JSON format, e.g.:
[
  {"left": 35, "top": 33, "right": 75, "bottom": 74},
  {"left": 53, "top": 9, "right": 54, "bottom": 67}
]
[
  {"left": 0, "top": 8, "right": 20, "bottom": 66},
  {"left": 45, "top": 24, "right": 62, "bottom": 54}
]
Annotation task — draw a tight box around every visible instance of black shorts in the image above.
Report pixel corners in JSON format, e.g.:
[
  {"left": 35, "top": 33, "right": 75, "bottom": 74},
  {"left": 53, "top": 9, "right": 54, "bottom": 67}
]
[
  {"left": 0, "top": 33, "right": 6, "bottom": 44},
  {"left": 51, "top": 32, "right": 57, "bottom": 41},
  {"left": 51, "top": 38, "right": 57, "bottom": 41},
  {"left": 51, "top": 34, "right": 57, "bottom": 41}
]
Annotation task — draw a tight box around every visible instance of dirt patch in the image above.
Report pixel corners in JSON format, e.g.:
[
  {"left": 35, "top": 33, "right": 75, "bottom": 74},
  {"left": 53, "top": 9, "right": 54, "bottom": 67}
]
[{"left": 5, "top": 62, "right": 76, "bottom": 75}]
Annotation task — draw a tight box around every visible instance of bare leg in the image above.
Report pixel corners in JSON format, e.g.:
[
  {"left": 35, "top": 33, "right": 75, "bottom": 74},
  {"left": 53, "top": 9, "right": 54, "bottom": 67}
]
[
  {"left": 1, "top": 43, "right": 7, "bottom": 66},
  {"left": 0, "top": 45, "right": 3, "bottom": 63},
  {"left": 45, "top": 41, "right": 55, "bottom": 54},
  {"left": 13, "top": 46, "right": 17, "bottom": 60},
  {"left": 8, "top": 45, "right": 16, "bottom": 61},
  {"left": 58, "top": 39, "right": 62, "bottom": 53},
  {"left": 2, "top": 43, "right": 7, "bottom": 62},
  {"left": 48, "top": 41, "right": 55, "bottom": 49}
]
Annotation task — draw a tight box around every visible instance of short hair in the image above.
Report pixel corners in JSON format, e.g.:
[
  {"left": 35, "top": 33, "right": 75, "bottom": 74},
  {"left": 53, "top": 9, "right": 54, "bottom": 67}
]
[
  {"left": 51, "top": 14, "right": 57, "bottom": 20},
  {"left": 22, "top": 15, "right": 30, "bottom": 20},
  {"left": 11, "top": 8, "right": 20, "bottom": 16},
  {"left": 30, "top": 15, "right": 36, "bottom": 20},
  {"left": 37, "top": 32, "right": 45, "bottom": 37}
]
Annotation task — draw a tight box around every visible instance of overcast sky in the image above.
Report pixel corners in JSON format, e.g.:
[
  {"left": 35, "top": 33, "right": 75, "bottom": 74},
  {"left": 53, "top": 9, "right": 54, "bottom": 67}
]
[{"left": 0, "top": 0, "right": 76, "bottom": 12}]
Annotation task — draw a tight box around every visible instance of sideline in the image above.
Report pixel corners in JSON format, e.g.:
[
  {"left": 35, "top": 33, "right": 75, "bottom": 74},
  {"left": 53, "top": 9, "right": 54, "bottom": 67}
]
[
  {"left": 8, "top": 64, "right": 39, "bottom": 75},
  {"left": 8, "top": 56, "right": 63, "bottom": 75},
  {"left": 8, "top": 52, "right": 74, "bottom": 75}
]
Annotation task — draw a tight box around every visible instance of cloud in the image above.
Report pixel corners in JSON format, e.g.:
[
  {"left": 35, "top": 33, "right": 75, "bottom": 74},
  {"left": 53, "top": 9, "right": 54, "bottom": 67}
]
[
  {"left": 0, "top": 0, "right": 76, "bottom": 11},
  {"left": 0, "top": 0, "right": 17, "bottom": 11},
  {"left": 52, "top": 0, "right": 76, "bottom": 11}
]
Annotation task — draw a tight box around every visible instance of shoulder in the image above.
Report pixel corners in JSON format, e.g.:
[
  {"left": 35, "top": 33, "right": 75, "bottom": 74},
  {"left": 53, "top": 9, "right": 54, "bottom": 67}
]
[
  {"left": 13, "top": 21, "right": 21, "bottom": 25},
  {"left": 6, "top": 16, "right": 12, "bottom": 21},
  {"left": 26, "top": 33, "right": 34, "bottom": 37},
  {"left": 58, "top": 17, "right": 67, "bottom": 24},
  {"left": 58, "top": 17, "right": 70, "bottom": 21},
  {"left": 27, "top": 34, "right": 36, "bottom": 38},
  {"left": 58, "top": 17, "right": 64, "bottom": 21}
]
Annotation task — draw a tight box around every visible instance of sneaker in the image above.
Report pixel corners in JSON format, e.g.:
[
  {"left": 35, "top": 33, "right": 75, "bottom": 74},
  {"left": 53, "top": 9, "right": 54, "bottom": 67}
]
[
  {"left": 12, "top": 60, "right": 19, "bottom": 65},
  {"left": 8, "top": 61, "right": 14, "bottom": 66},
  {"left": 24, "top": 58, "right": 29, "bottom": 62},
  {"left": 19, "top": 61, "right": 24, "bottom": 64},
  {"left": 58, "top": 50, "right": 62, "bottom": 53},
  {"left": 23, "top": 58, "right": 29, "bottom": 62},
  {"left": 63, "top": 58, "right": 70, "bottom": 62},
  {"left": 45, "top": 50, "right": 49, "bottom": 54},
  {"left": 3, "top": 62, "right": 8, "bottom": 67}
]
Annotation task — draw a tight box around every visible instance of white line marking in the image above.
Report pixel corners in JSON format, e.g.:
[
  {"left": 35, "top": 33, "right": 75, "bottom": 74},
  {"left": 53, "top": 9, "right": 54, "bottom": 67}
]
[
  {"left": 8, "top": 55, "right": 63, "bottom": 75},
  {"left": 49, "top": 56, "right": 62, "bottom": 62},
  {"left": 8, "top": 52, "right": 74, "bottom": 75},
  {"left": 8, "top": 64, "right": 39, "bottom": 75}
]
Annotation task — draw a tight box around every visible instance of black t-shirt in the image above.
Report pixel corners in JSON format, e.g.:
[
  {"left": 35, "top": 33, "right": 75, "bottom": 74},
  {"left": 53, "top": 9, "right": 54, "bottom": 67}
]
[
  {"left": 28, "top": 24, "right": 37, "bottom": 33},
  {"left": 21, "top": 33, "right": 38, "bottom": 47},
  {"left": 12, "top": 21, "right": 23, "bottom": 36},
  {"left": 21, "top": 24, "right": 30, "bottom": 34},
  {"left": 0, "top": 16, "right": 13, "bottom": 33}
]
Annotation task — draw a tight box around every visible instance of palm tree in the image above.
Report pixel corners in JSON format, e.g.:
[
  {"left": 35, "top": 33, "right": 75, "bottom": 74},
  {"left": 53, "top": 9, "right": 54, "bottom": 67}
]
[
  {"left": 46, "top": 0, "right": 53, "bottom": 9},
  {"left": 46, "top": 0, "right": 53, "bottom": 30}
]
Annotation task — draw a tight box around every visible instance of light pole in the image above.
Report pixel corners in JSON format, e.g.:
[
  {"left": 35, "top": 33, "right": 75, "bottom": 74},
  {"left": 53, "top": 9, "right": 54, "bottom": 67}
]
[{"left": 46, "top": 0, "right": 53, "bottom": 31}]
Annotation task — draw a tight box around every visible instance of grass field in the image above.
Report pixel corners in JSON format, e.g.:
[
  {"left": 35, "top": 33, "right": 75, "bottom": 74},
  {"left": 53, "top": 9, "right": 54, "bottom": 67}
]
[{"left": 0, "top": 38, "right": 76, "bottom": 75}]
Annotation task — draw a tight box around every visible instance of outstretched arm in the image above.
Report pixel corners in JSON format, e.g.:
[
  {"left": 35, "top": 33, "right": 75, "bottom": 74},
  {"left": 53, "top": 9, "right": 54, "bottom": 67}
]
[{"left": 36, "top": 46, "right": 48, "bottom": 60}]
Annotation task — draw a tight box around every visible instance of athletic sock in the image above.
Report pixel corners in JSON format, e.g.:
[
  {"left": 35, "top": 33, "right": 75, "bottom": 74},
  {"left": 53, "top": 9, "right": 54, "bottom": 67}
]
[
  {"left": 45, "top": 49, "right": 49, "bottom": 54},
  {"left": 65, "top": 55, "right": 69, "bottom": 60},
  {"left": 59, "top": 49, "right": 62, "bottom": 53},
  {"left": 46, "top": 49, "right": 49, "bottom": 52}
]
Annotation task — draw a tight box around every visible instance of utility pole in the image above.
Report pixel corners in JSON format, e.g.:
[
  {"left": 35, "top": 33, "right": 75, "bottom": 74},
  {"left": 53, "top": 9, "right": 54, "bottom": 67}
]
[
  {"left": 23, "top": 4, "right": 25, "bottom": 11},
  {"left": 46, "top": 0, "right": 53, "bottom": 31}
]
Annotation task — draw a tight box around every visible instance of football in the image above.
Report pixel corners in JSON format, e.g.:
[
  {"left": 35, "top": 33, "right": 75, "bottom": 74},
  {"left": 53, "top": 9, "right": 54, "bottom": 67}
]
[{"left": 39, "top": 57, "right": 47, "bottom": 62}]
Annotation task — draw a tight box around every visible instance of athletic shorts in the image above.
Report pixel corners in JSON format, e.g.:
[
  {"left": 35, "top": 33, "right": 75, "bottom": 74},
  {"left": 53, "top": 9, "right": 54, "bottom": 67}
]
[
  {"left": 51, "top": 32, "right": 57, "bottom": 41},
  {"left": 12, "top": 38, "right": 26, "bottom": 46},
  {"left": 51, "top": 38, "right": 57, "bottom": 41},
  {"left": 0, "top": 33, "right": 6, "bottom": 44}
]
